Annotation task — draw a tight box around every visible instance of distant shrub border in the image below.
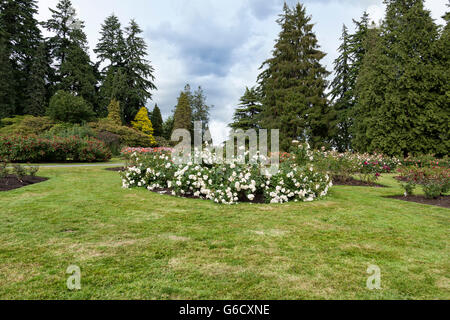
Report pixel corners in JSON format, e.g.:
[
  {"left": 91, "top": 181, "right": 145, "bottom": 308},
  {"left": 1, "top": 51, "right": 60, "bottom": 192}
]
[{"left": 0, "top": 135, "right": 111, "bottom": 163}]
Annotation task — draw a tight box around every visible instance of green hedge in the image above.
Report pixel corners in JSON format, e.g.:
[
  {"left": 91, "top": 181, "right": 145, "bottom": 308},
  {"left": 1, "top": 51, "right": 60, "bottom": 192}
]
[{"left": 0, "top": 135, "right": 111, "bottom": 163}]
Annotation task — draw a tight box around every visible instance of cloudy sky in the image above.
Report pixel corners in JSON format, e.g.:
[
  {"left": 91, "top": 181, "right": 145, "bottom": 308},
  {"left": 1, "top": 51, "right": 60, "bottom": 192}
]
[{"left": 36, "top": 0, "right": 447, "bottom": 143}]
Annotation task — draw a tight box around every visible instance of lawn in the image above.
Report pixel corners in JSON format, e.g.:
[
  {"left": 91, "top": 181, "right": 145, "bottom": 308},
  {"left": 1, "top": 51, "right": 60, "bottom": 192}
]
[{"left": 0, "top": 166, "right": 448, "bottom": 300}]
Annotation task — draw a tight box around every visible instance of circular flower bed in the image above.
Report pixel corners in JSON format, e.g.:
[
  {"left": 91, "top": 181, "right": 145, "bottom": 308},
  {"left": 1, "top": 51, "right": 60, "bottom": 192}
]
[{"left": 120, "top": 146, "right": 332, "bottom": 205}]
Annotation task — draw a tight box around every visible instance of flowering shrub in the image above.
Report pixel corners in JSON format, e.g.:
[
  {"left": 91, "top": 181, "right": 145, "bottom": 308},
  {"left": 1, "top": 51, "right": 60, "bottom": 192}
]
[
  {"left": 0, "top": 135, "right": 111, "bottom": 163},
  {"left": 121, "top": 147, "right": 174, "bottom": 159},
  {"left": 402, "top": 155, "right": 449, "bottom": 168},
  {"left": 289, "top": 143, "right": 400, "bottom": 183},
  {"left": 397, "top": 166, "right": 450, "bottom": 198},
  {"left": 121, "top": 144, "right": 332, "bottom": 205}
]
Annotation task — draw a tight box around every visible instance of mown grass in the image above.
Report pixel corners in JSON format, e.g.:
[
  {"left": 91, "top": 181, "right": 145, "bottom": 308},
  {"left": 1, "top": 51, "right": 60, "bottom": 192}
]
[{"left": 0, "top": 167, "right": 448, "bottom": 300}]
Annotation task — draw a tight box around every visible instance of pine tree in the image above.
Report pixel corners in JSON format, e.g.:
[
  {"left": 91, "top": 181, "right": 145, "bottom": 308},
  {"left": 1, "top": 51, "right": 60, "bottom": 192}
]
[
  {"left": 329, "top": 25, "right": 353, "bottom": 151},
  {"left": 354, "top": 0, "right": 448, "bottom": 156},
  {"left": 257, "top": 3, "right": 330, "bottom": 151},
  {"left": 150, "top": 104, "right": 164, "bottom": 137},
  {"left": 0, "top": 0, "right": 43, "bottom": 115},
  {"left": 230, "top": 87, "right": 262, "bottom": 131},
  {"left": 122, "top": 19, "right": 157, "bottom": 123},
  {"left": 172, "top": 91, "right": 192, "bottom": 134},
  {"left": 162, "top": 115, "right": 175, "bottom": 140},
  {"left": 131, "top": 107, "right": 156, "bottom": 145},
  {"left": 349, "top": 12, "right": 370, "bottom": 96},
  {"left": 106, "top": 98, "right": 122, "bottom": 126},
  {"left": 24, "top": 41, "right": 51, "bottom": 116}
]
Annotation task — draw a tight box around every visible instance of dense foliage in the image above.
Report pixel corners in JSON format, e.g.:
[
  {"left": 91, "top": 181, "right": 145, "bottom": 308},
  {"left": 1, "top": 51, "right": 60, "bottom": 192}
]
[
  {"left": 0, "top": 135, "right": 111, "bottom": 162},
  {"left": 47, "top": 90, "right": 94, "bottom": 123}
]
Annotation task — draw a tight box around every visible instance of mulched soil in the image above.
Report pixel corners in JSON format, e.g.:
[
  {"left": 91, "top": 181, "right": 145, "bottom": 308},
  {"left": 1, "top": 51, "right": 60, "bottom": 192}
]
[
  {"left": 105, "top": 167, "right": 126, "bottom": 172},
  {"left": 333, "top": 177, "right": 387, "bottom": 188},
  {"left": 149, "top": 187, "right": 267, "bottom": 204},
  {"left": 387, "top": 195, "right": 450, "bottom": 208},
  {"left": 0, "top": 175, "right": 48, "bottom": 192}
]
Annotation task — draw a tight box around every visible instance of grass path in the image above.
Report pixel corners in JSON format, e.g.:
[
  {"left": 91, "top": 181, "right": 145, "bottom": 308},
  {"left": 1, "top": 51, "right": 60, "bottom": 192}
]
[{"left": 0, "top": 167, "right": 448, "bottom": 299}]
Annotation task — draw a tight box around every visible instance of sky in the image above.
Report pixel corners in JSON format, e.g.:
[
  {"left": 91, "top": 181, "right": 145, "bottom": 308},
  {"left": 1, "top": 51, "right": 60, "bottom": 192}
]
[{"left": 36, "top": 0, "right": 447, "bottom": 143}]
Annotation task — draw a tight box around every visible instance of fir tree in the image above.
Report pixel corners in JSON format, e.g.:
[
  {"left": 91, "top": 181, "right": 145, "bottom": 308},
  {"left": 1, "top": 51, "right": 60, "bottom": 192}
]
[
  {"left": 257, "top": 3, "right": 330, "bottom": 151},
  {"left": 98, "top": 67, "right": 127, "bottom": 117},
  {"left": 354, "top": 0, "right": 448, "bottom": 156},
  {"left": 94, "top": 14, "right": 125, "bottom": 70},
  {"left": 45, "top": 0, "right": 99, "bottom": 113},
  {"left": 172, "top": 91, "right": 192, "bottom": 134},
  {"left": 191, "top": 86, "right": 211, "bottom": 131},
  {"left": 0, "top": 29, "right": 15, "bottom": 118},
  {"left": 150, "top": 104, "right": 164, "bottom": 137},
  {"left": 24, "top": 42, "right": 51, "bottom": 116},
  {"left": 122, "top": 19, "right": 157, "bottom": 123},
  {"left": 162, "top": 115, "right": 175, "bottom": 141},
  {"left": 329, "top": 25, "right": 353, "bottom": 151},
  {"left": 0, "top": 0, "right": 43, "bottom": 115},
  {"left": 230, "top": 87, "right": 262, "bottom": 131}
]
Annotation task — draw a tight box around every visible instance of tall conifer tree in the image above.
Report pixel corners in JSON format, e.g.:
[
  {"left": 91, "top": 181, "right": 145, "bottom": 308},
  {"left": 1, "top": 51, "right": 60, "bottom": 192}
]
[
  {"left": 230, "top": 87, "right": 262, "bottom": 131},
  {"left": 258, "top": 3, "right": 330, "bottom": 151}
]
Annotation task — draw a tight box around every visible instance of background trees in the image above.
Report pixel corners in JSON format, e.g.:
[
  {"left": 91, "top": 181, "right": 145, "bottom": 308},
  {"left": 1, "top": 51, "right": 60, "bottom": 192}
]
[{"left": 229, "top": 87, "right": 262, "bottom": 131}]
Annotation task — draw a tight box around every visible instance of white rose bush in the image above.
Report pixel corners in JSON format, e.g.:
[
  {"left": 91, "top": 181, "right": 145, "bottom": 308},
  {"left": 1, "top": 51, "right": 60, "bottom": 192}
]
[{"left": 121, "top": 143, "right": 333, "bottom": 205}]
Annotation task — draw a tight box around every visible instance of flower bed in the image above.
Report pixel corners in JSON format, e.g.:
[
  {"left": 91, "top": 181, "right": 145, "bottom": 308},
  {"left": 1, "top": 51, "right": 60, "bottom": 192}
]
[
  {"left": 121, "top": 145, "right": 332, "bottom": 205},
  {"left": 396, "top": 166, "right": 450, "bottom": 198},
  {"left": 0, "top": 135, "right": 111, "bottom": 163},
  {"left": 121, "top": 147, "right": 173, "bottom": 158}
]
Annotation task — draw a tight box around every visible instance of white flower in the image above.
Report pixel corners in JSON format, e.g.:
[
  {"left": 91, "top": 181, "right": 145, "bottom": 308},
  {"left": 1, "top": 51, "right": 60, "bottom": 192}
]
[{"left": 248, "top": 194, "right": 255, "bottom": 201}]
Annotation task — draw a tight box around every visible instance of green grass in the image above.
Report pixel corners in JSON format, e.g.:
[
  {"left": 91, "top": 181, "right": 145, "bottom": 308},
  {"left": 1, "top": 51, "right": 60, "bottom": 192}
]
[{"left": 0, "top": 167, "right": 448, "bottom": 300}]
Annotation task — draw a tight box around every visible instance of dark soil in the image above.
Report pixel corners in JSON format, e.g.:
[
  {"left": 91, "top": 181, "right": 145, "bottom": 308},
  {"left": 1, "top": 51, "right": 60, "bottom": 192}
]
[
  {"left": 105, "top": 167, "right": 126, "bottom": 172},
  {"left": 333, "top": 177, "right": 387, "bottom": 188},
  {"left": 149, "top": 187, "right": 267, "bottom": 204},
  {"left": 387, "top": 195, "right": 449, "bottom": 208},
  {"left": 0, "top": 174, "right": 48, "bottom": 192}
]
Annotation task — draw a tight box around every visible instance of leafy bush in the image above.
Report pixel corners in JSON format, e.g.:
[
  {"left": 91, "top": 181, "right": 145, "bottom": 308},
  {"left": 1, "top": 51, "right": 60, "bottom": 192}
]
[
  {"left": 0, "top": 135, "right": 111, "bottom": 163},
  {"left": 47, "top": 90, "right": 95, "bottom": 124},
  {"left": 0, "top": 160, "right": 7, "bottom": 178},
  {"left": 397, "top": 166, "right": 450, "bottom": 198},
  {"left": 43, "top": 123, "right": 95, "bottom": 139},
  {"left": 89, "top": 119, "right": 154, "bottom": 147},
  {"left": 0, "top": 115, "right": 55, "bottom": 136},
  {"left": 402, "top": 154, "right": 449, "bottom": 168}
]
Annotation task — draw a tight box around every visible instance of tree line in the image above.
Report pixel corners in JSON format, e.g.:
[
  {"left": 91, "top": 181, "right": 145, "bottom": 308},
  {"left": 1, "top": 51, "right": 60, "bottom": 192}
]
[
  {"left": 230, "top": 0, "right": 449, "bottom": 156},
  {"left": 0, "top": 0, "right": 155, "bottom": 125}
]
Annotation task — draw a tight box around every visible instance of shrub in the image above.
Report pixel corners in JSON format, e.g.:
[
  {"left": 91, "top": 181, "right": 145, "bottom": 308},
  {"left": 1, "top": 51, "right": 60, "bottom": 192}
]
[
  {"left": 397, "top": 166, "right": 450, "bottom": 198},
  {"left": 131, "top": 107, "right": 156, "bottom": 145},
  {"left": 89, "top": 119, "right": 153, "bottom": 147},
  {"left": 0, "top": 135, "right": 111, "bottom": 163},
  {"left": 12, "top": 164, "right": 27, "bottom": 181},
  {"left": 106, "top": 99, "right": 122, "bottom": 125},
  {"left": 121, "top": 145, "right": 332, "bottom": 205},
  {"left": 43, "top": 123, "right": 95, "bottom": 139},
  {"left": 0, "top": 160, "right": 7, "bottom": 178},
  {"left": 0, "top": 115, "right": 55, "bottom": 136},
  {"left": 47, "top": 90, "right": 95, "bottom": 124},
  {"left": 402, "top": 154, "right": 449, "bottom": 168}
]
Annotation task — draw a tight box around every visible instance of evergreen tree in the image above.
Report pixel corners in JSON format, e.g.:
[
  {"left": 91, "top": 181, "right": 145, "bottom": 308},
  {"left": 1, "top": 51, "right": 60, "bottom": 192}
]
[
  {"left": 94, "top": 14, "right": 125, "bottom": 70},
  {"left": 0, "top": 29, "right": 15, "bottom": 118},
  {"left": 122, "top": 19, "right": 157, "bottom": 123},
  {"left": 329, "top": 25, "right": 353, "bottom": 151},
  {"left": 98, "top": 67, "right": 127, "bottom": 117},
  {"left": 150, "top": 104, "right": 164, "bottom": 137},
  {"left": 24, "top": 42, "right": 51, "bottom": 116},
  {"left": 354, "top": 0, "right": 448, "bottom": 156},
  {"left": 162, "top": 115, "right": 175, "bottom": 140},
  {"left": 191, "top": 86, "right": 211, "bottom": 131},
  {"left": 0, "top": 0, "right": 43, "bottom": 115},
  {"left": 131, "top": 107, "right": 156, "bottom": 145},
  {"left": 230, "top": 86, "right": 262, "bottom": 131},
  {"left": 257, "top": 3, "right": 330, "bottom": 151},
  {"left": 106, "top": 98, "right": 122, "bottom": 125},
  {"left": 172, "top": 91, "right": 192, "bottom": 134}
]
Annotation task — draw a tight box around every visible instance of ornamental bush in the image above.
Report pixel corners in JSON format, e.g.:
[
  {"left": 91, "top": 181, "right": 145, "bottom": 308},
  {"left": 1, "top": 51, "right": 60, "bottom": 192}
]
[
  {"left": 131, "top": 107, "right": 156, "bottom": 145},
  {"left": 47, "top": 90, "right": 95, "bottom": 124},
  {"left": 120, "top": 144, "right": 332, "bottom": 205},
  {"left": 0, "top": 135, "right": 111, "bottom": 163},
  {"left": 397, "top": 166, "right": 450, "bottom": 198}
]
